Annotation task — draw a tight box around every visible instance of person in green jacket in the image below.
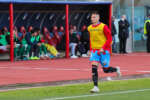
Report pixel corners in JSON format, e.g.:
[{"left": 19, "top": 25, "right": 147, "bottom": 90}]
[
  {"left": 0, "top": 27, "right": 9, "bottom": 51},
  {"left": 5, "top": 27, "right": 20, "bottom": 59},
  {"left": 36, "top": 29, "right": 48, "bottom": 59},
  {"left": 17, "top": 26, "right": 29, "bottom": 60},
  {"left": 27, "top": 28, "right": 40, "bottom": 60}
]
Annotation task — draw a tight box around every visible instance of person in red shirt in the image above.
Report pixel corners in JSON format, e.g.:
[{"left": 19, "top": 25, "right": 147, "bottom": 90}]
[{"left": 88, "top": 11, "right": 121, "bottom": 93}]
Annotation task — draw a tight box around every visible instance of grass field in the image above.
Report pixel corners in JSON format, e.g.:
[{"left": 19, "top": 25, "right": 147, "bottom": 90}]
[{"left": 0, "top": 78, "right": 150, "bottom": 100}]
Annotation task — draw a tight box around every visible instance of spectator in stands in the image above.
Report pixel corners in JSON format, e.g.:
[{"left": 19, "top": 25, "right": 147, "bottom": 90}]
[
  {"left": 111, "top": 16, "right": 117, "bottom": 53},
  {"left": 79, "top": 25, "right": 89, "bottom": 57},
  {"left": 73, "top": 25, "right": 81, "bottom": 42},
  {"left": 2, "top": 27, "right": 9, "bottom": 35},
  {"left": 0, "top": 27, "right": 9, "bottom": 51},
  {"left": 5, "top": 26, "right": 20, "bottom": 59},
  {"left": 26, "top": 28, "right": 40, "bottom": 60},
  {"left": 52, "top": 26, "right": 60, "bottom": 48},
  {"left": 58, "top": 26, "right": 65, "bottom": 50},
  {"left": 18, "top": 26, "right": 29, "bottom": 60},
  {"left": 25, "top": 26, "right": 34, "bottom": 59},
  {"left": 13, "top": 27, "right": 20, "bottom": 59},
  {"left": 36, "top": 28, "right": 49, "bottom": 60},
  {"left": 69, "top": 24, "right": 73, "bottom": 30},
  {"left": 43, "top": 27, "right": 57, "bottom": 47},
  {"left": 42, "top": 27, "right": 59, "bottom": 58},
  {"left": 58, "top": 26, "right": 65, "bottom": 37},
  {"left": 118, "top": 15, "right": 130, "bottom": 54},
  {"left": 69, "top": 28, "right": 78, "bottom": 58},
  {"left": 72, "top": 25, "right": 80, "bottom": 38},
  {"left": 28, "top": 26, "right": 33, "bottom": 33}
]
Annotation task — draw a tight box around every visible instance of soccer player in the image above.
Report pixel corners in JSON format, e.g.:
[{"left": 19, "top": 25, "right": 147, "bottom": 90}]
[{"left": 88, "top": 11, "right": 121, "bottom": 93}]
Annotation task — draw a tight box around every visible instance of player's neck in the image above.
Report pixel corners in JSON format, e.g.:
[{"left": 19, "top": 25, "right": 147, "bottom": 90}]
[
  {"left": 93, "top": 21, "right": 100, "bottom": 25},
  {"left": 92, "top": 22, "right": 100, "bottom": 27}
]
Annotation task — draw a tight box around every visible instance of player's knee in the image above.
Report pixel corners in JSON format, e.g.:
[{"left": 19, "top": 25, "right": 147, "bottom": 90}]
[
  {"left": 92, "top": 65, "right": 98, "bottom": 69},
  {"left": 91, "top": 62, "right": 99, "bottom": 66}
]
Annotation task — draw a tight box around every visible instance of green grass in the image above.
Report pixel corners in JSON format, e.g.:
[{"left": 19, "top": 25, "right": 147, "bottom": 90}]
[{"left": 0, "top": 78, "right": 150, "bottom": 100}]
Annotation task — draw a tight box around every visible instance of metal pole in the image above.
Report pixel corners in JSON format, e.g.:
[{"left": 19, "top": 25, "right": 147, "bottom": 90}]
[
  {"left": 109, "top": 4, "right": 112, "bottom": 30},
  {"left": 109, "top": 4, "right": 112, "bottom": 54},
  {"left": 131, "top": 0, "right": 134, "bottom": 52},
  {"left": 65, "top": 4, "right": 69, "bottom": 58},
  {"left": 9, "top": 3, "right": 14, "bottom": 62}
]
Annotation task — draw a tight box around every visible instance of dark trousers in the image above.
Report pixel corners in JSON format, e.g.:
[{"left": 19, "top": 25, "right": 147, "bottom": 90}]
[
  {"left": 112, "top": 36, "right": 117, "bottom": 53},
  {"left": 119, "top": 37, "right": 127, "bottom": 53},
  {"left": 29, "top": 45, "right": 39, "bottom": 57},
  {"left": 83, "top": 41, "right": 89, "bottom": 53},
  {"left": 147, "top": 37, "right": 150, "bottom": 53},
  {"left": 77, "top": 41, "right": 89, "bottom": 55}
]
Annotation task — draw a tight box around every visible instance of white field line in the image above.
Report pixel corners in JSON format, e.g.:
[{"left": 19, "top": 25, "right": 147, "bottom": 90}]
[
  {"left": 44, "top": 88, "right": 150, "bottom": 100},
  {"left": 136, "top": 71, "right": 150, "bottom": 73},
  {"left": 0, "top": 67, "right": 103, "bottom": 72},
  {"left": 126, "top": 54, "right": 150, "bottom": 57},
  {"left": 0, "top": 66, "right": 90, "bottom": 71},
  {"left": 112, "top": 54, "right": 150, "bottom": 56},
  {"left": 0, "top": 66, "right": 129, "bottom": 72},
  {"left": 0, "top": 66, "right": 150, "bottom": 73}
]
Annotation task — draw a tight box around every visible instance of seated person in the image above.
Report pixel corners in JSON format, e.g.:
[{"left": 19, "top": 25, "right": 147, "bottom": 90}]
[
  {"left": 69, "top": 29, "right": 78, "bottom": 58},
  {"left": 79, "top": 25, "right": 89, "bottom": 57},
  {"left": 58, "top": 26, "right": 65, "bottom": 50},
  {"left": 0, "top": 27, "right": 9, "bottom": 52},
  {"left": 42, "top": 27, "right": 57, "bottom": 47},
  {"left": 18, "top": 26, "right": 29, "bottom": 60},
  {"left": 26, "top": 28, "right": 40, "bottom": 60},
  {"left": 5, "top": 27, "right": 20, "bottom": 59},
  {"left": 36, "top": 29, "right": 49, "bottom": 60}
]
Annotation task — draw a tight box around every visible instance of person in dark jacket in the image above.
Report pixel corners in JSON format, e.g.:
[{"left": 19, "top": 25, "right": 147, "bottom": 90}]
[
  {"left": 69, "top": 29, "right": 78, "bottom": 58},
  {"left": 144, "top": 15, "right": 150, "bottom": 53},
  {"left": 26, "top": 28, "right": 40, "bottom": 60},
  {"left": 118, "top": 15, "right": 130, "bottom": 54},
  {"left": 79, "top": 25, "right": 89, "bottom": 57},
  {"left": 111, "top": 16, "right": 117, "bottom": 53},
  {"left": 58, "top": 26, "right": 65, "bottom": 50}
]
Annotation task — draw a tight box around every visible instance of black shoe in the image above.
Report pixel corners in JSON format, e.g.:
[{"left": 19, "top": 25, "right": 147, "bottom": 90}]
[{"left": 123, "top": 51, "right": 128, "bottom": 54}]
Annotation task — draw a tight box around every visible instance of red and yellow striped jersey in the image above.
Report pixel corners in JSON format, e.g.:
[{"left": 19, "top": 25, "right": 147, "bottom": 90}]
[{"left": 88, "top": 23, "right": 112, "bottom": 52}]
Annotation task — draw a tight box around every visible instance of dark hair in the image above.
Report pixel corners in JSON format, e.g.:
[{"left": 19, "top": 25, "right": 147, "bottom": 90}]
[
  {"left": 1, "top": 27, "right": 8, "bottom": 34},
  {"left": 1, "top": 28, "right": 5, "bottom": 34},
  {"left": 91, "top": 11, "right": 100, "bottom": 16},
  {"left": 31, "top": 27, "right": 40, "bottom": 34},
  {"left": 34, "top": 27, "right": 40, "bottom": 31}
]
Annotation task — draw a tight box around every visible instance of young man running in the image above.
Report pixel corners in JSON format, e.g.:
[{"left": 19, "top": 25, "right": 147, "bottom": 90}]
[{"left": 88, "top": 11, "right": 121, "bottom": 93}]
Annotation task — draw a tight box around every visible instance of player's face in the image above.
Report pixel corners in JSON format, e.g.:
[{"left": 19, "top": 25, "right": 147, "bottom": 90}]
[
  {"left": 34, "top": 32, "right": 38, "bottom": 36},
  {"left": 91, "top": 14, "right": 100, "bottom": 24}
]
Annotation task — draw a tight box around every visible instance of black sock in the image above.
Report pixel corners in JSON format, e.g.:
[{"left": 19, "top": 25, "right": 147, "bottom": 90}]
[
  {"left": 103, "top": 67, "right": 117, "bottom": 73},
  {"left": 92, "top": 65, "right": 98, "bottom": 86},
  {"left": 109, "top": 67, "right": 117, "bottom": 72}
]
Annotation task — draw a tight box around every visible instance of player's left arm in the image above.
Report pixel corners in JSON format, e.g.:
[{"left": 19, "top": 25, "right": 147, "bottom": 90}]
[{"left": 102, "top": 25, "right": 112, "bottom": 51}]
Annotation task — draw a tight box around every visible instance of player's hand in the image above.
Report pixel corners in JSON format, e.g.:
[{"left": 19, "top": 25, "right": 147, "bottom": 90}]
[
  {"left": 98, "top": 48, "right": 104, "bottom": 55},
  {"left": 99, "top": 48, "right": 104, "bottom": 53}
]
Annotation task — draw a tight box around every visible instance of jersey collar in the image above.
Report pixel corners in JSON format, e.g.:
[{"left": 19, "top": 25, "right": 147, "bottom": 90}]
[{"left": 92, "top": 22, "right": 101, "bottom": 27}]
